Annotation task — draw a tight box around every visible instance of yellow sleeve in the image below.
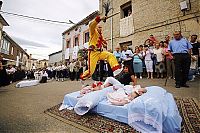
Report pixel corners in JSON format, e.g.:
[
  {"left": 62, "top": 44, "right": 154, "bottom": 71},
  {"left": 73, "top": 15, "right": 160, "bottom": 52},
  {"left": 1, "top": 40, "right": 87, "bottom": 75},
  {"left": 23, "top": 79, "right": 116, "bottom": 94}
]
[{"left": 89, "top": 16, "right": 100, "bottom": 36}]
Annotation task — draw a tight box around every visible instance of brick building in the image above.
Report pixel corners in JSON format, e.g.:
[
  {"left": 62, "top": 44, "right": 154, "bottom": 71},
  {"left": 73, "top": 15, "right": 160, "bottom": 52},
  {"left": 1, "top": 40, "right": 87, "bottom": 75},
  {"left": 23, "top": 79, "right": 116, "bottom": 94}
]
[
  {"left": 0, "top": 31, "right": 29, "bottom": 69},
  {"left": 99, "top": 0, "right": 200, "bottom": 50},
  {"left": 0, "top": 14, "right": 8, "bottom": 44}
]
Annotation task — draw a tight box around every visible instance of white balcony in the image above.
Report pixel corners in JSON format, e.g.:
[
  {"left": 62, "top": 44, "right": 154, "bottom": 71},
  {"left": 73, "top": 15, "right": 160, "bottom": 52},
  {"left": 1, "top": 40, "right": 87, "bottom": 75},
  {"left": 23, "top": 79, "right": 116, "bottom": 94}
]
[{"left": 120, "top": 15, "right": 134, "bottom": 37}]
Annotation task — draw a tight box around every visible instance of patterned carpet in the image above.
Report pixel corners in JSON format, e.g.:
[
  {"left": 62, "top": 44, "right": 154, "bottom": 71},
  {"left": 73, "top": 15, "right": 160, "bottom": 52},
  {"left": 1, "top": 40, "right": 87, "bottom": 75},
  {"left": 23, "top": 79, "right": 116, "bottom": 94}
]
[{"left": 44, "top": 98, "right": 200, "bottom": 133}]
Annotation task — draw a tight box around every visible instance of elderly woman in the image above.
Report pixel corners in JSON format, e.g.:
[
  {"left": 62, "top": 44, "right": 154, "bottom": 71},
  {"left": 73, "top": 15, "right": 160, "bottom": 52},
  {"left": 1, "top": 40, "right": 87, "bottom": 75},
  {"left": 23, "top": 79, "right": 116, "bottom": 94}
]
[
  {"left": 153, "top": 43, "right": 165, "bottom": 78},
  {"left": 133, "top": 48, "right": 143, "bottom": 79}
]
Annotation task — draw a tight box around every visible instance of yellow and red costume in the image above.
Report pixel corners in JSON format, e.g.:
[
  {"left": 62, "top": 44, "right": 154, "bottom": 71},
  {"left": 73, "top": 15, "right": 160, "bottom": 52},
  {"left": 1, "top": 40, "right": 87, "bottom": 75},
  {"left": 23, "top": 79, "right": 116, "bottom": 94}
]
[{"left": 81, "top": 16, "right": 120, "bottom": 80}]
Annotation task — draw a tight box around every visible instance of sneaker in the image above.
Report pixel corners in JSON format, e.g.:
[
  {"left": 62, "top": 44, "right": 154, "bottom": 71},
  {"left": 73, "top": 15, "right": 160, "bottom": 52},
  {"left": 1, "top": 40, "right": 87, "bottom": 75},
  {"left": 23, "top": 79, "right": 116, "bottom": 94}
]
[
  {"left": 140, "top": 76, "right": 142, "bottom": 79},
  {"left": 113, "top": 67, "right": 123, "bottom": 77}
]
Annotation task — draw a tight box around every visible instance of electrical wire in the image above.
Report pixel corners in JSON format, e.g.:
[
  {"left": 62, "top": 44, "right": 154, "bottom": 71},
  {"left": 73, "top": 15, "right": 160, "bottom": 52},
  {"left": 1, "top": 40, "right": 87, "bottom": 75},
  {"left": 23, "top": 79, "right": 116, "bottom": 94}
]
[{"left": 0, "top": 10, "right": 75, "bottom": 25}]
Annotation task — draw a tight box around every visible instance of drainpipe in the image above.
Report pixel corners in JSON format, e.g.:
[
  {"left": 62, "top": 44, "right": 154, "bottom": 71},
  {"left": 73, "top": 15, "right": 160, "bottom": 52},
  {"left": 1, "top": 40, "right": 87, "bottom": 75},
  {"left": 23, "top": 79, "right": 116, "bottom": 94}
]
[
  {"left": 62, "top": 35, "right": 65, "bottom": 64},
  {"left": 110, "top": 3, "right": 113, "bottom": 51}
]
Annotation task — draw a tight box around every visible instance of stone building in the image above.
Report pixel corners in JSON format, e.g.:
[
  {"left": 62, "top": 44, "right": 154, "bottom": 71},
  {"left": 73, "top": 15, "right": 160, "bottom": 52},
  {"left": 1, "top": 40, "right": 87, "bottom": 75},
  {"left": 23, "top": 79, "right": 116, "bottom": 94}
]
[
  {"left": 38, "top": 59, "right": 48, "bottom": 68},
  {"left": 99, "top": 0, "right": 200, "bottom": 50}
]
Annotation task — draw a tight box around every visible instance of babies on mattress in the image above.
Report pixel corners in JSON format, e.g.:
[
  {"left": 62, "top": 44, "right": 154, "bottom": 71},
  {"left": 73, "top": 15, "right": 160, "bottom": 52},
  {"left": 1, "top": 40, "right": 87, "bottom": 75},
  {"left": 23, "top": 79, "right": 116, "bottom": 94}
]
[
  {"left": 80, "top": 81, "right": 104, "bottom": 95},
  {"left": 107, "top": 86, "right": 147, "bottom": 106},
  {"left": 79, "top": 76, "right": 146, "bottom": 105}
]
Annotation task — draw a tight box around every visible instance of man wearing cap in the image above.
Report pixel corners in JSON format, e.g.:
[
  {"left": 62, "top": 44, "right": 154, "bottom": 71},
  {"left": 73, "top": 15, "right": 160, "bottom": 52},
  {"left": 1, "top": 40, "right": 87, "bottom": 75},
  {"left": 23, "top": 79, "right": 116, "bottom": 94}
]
[
  {"left": 168, "top": 31, "right": 192, "bottom": 88},
  {"left": 80, "top": 16, "right": 122, "bottom": 80}
]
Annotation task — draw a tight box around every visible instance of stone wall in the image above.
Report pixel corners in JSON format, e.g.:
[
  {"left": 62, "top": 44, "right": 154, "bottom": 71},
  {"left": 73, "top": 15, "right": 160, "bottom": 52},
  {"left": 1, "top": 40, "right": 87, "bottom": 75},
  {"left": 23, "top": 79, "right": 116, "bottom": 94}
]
[{"left": 99, "top": 0, "right": 200, "bottom": 50}]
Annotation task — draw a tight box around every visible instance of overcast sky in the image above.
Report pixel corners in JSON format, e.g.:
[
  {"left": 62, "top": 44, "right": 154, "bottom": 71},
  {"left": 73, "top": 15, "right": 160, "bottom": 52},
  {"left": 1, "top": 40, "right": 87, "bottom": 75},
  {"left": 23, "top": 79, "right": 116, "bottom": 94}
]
[{"left": 1, "top": 0, "right": 99, "bottom": 59}]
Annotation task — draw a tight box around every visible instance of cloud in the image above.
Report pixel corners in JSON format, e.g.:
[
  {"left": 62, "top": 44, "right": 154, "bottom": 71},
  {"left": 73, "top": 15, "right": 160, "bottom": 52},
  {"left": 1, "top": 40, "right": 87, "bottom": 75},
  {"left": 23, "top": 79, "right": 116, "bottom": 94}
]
[
  {"left": 11, "top": 36, "right": 49, "bottom": 48},
  {"left": 1, "top": 0, "right": 99, "bottom": 59}
]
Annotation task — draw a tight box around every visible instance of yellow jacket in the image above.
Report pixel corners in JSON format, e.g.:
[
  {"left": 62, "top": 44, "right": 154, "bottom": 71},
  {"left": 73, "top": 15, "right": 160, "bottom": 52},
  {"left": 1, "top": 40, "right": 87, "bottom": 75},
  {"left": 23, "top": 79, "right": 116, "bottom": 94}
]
[{"left": 89, "top": 16, "right": 107, "bottom": 51}]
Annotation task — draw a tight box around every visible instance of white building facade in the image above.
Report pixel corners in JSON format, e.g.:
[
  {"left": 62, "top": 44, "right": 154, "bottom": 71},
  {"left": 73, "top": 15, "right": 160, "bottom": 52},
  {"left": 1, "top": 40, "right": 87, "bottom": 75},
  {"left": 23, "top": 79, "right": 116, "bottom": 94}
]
[{"left": 62, "top": 11, "right": 99, "bottom": 63}]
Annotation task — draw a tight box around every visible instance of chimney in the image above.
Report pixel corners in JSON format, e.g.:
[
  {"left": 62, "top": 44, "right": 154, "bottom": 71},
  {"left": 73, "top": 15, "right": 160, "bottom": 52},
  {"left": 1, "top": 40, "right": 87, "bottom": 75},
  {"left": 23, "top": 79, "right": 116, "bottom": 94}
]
[{"left": 29, "top": 54, "right": 32, "bottom": 59}]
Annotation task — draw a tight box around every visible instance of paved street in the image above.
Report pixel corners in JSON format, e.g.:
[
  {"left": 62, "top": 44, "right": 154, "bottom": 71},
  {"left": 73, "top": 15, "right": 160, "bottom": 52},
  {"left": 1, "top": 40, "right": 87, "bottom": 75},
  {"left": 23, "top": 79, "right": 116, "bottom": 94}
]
[{"left": 0, "top": 78, "right": 199, "bottom": 132}]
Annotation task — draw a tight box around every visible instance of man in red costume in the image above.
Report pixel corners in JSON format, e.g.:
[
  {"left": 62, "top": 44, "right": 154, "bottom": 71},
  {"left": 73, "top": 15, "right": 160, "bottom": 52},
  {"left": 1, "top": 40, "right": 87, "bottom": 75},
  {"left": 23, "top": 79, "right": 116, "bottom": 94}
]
[{"left": 80, "top": 16, "right": 122, "bottom": 80}]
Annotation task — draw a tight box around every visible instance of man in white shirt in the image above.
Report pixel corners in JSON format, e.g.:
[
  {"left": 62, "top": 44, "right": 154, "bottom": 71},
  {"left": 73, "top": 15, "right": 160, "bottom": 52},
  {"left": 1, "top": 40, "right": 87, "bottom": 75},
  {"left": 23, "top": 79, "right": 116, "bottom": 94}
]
[
  {"left": 6, "top": 65, "right": 16, "bottom": 83},
  {"left": 153, "top": 43, "right": 165, "bottom": 78},
  {"left": 121, "top": 45, "right": 134, "bottom": 72}
]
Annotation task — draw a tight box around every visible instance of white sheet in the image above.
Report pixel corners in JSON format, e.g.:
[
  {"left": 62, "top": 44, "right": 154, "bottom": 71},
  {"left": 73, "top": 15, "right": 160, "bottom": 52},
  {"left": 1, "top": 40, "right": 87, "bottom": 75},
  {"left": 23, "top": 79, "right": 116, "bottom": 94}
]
[{"left": 16, "top": 80, "right": 39, "bottom": 88}]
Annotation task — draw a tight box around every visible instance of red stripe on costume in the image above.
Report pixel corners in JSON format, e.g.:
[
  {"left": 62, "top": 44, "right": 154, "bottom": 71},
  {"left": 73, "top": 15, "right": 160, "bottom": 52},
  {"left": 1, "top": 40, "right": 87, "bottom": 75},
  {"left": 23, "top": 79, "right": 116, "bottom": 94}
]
[
  {"left": 112, "top": 65, "right": 121, "bottom": 72},
  {"left": 88, "top": 51, "right": 91, "bottom": 74},
  {"left": 95, "top": 16, "right": 101, "bottom": 23},
  {"left": 80, "top": 73, "right": 90, "bottom": 80}
]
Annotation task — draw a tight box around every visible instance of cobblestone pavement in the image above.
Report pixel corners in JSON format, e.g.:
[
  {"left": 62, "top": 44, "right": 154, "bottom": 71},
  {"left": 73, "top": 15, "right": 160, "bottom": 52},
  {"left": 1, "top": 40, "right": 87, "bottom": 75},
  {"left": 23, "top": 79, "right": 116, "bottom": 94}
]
[{"left": 0, "top": 78, "right": 199, "bottom": 132}]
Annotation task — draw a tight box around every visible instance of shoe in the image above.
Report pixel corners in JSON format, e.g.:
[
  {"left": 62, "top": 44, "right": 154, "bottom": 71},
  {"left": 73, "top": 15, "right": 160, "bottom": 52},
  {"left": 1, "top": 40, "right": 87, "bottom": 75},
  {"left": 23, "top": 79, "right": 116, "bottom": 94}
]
[
  {"left": 80, "top": 74, "right": 86, "bottom": 81},
  {"left": 113, "top": 67, "right": 123, "bottom": 77},
  {"left": 140, "top": 76, "right": 142, "bottom": 79},
  {"left": 181, "top": 84, "right": 189, "bottom": 88},
  {"left": 175, "top": 84, "right": 180, "bottom": 88}
]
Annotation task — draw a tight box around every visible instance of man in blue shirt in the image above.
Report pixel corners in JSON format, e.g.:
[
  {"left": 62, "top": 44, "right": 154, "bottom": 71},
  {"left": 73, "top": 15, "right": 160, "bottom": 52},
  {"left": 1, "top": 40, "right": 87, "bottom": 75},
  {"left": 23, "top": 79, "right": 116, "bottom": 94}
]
[
  {"left": 113, "top": 46, "right": 122, "bottom": 63},
  {"left": 168, "top": 31, "right": 192, "bottom": 88}
]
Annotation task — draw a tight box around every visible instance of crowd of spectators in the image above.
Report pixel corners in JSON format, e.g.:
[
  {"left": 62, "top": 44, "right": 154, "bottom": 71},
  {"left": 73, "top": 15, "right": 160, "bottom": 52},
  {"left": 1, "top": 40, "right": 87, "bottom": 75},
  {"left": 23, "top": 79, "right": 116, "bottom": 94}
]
[
  {"left": 0, "top": 33, "right": 199, "bottom": 88},
  {"left": 113, "top": 34, "right": 200, "bottom": 83}
]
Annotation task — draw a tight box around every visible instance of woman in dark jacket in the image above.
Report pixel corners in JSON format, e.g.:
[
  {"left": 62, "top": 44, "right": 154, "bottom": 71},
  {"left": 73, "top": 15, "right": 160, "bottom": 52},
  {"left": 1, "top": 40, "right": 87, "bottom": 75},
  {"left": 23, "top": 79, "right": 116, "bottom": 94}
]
[{"left": 0, "top": 61, "right": 10, "bottom": 87}]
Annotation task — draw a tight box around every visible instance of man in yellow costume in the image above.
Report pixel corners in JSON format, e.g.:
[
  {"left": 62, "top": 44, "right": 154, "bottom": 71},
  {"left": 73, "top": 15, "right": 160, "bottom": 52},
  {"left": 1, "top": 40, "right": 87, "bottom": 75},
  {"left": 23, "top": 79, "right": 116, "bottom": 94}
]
[{"left": 80, "top": 16, "right": 122, "bottom": 80}]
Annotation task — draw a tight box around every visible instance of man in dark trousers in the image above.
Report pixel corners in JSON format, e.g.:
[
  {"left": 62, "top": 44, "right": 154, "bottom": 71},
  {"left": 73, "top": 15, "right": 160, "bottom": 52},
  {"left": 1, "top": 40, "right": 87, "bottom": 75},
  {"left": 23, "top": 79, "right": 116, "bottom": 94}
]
[{"left": 168, "top": 31, "right": 192, "bottom": 88}]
